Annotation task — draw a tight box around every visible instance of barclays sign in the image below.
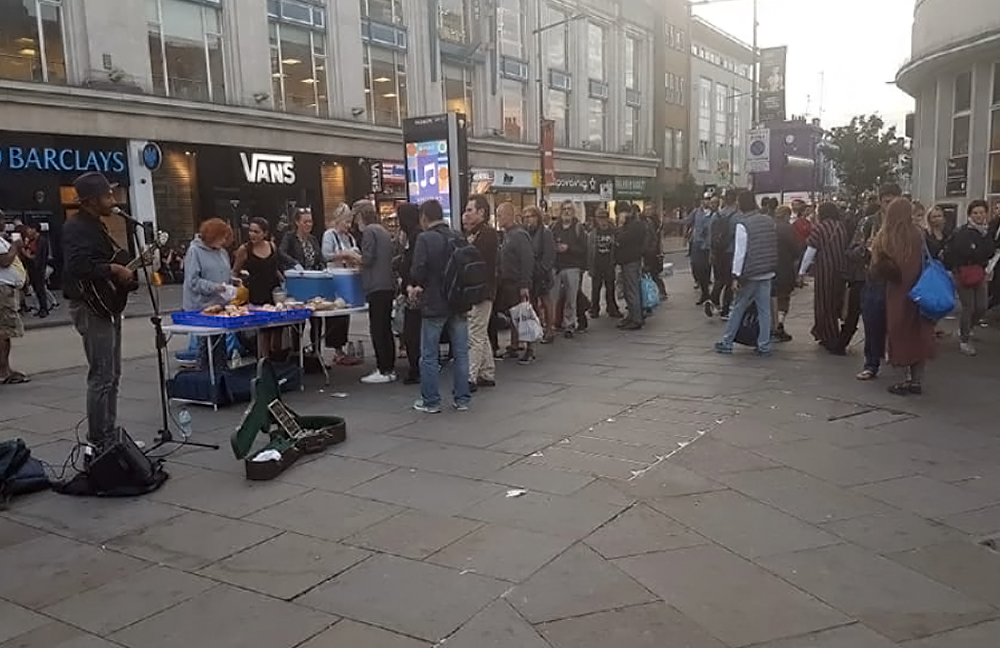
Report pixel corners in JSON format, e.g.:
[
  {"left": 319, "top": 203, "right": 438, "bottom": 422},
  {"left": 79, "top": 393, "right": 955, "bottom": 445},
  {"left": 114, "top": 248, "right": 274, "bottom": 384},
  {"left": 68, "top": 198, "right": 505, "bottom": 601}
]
[{"left": 0, "top": 145, "right": 127, "bottom": 174}]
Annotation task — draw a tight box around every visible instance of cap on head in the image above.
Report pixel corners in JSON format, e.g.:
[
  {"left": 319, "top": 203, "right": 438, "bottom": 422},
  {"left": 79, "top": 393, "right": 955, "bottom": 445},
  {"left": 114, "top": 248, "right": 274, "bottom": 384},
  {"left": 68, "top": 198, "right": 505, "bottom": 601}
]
[{"left": 73, "top": 172, "right": 115, "bottom": 203}]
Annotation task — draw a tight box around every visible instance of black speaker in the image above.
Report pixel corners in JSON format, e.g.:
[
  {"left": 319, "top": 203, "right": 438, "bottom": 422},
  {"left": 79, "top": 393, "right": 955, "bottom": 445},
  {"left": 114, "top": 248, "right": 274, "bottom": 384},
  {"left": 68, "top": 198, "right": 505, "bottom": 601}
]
[{"left": 87, "top": 428, "right": 157, "bottom": 493}]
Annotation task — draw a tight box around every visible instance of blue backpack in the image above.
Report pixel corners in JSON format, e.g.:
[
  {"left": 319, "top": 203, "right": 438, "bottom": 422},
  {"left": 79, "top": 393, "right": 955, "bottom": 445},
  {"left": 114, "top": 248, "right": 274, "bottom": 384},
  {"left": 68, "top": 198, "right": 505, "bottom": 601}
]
[{"left": 909, "top": 245, "right": 956, "bottom": 321}]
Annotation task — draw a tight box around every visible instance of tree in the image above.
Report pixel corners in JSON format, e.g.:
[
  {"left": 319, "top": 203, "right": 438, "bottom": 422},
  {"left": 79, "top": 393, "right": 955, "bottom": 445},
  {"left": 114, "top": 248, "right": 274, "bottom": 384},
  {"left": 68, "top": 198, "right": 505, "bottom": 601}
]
[{"left": 823, "top": 114, "right": 905, "bottom": 200}]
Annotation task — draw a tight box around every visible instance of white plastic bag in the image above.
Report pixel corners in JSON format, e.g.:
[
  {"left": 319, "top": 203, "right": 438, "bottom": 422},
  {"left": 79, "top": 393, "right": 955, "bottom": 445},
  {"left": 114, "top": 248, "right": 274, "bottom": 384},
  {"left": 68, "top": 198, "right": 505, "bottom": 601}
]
[{"left": 509, "top": 301, "right": 544, "bottom": 343}]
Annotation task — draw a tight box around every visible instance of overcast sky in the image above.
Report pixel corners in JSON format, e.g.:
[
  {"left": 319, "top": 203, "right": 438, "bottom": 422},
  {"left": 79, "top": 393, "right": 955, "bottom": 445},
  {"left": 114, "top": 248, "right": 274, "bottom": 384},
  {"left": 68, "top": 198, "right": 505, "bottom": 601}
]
[{"left": 692, "top": 0, "right": 915, "bottom": 131}]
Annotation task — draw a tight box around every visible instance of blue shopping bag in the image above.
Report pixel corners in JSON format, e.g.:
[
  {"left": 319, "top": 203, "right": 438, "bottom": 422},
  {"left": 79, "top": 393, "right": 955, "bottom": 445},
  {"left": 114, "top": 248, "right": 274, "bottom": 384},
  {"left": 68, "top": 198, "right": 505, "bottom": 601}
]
[
  {"left": 909, "top": 245, "right": 955, "bottom": 321},
  {"left": 641, "top": 273, "right": 660, "bottom": 310}
]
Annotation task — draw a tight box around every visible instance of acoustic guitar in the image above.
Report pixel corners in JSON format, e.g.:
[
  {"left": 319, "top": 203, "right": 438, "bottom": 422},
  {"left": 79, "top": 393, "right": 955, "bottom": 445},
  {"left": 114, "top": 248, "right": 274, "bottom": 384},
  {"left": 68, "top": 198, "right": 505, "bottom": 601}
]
[{"left": 77, "top": 232, "right": 167, "bottom": 319}]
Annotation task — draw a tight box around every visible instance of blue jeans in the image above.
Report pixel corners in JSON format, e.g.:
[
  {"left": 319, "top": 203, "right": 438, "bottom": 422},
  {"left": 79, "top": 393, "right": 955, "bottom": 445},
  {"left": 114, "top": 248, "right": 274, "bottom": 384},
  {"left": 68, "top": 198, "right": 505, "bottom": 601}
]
[
  {"left": 861, "top": 281, "right": 886, "bottom": 372},
  {"left": 420, "top": 315, "right": 471, "bottom": 408},
  {"left": 720, "top": 278, "right": 773, "bottom": 352}
]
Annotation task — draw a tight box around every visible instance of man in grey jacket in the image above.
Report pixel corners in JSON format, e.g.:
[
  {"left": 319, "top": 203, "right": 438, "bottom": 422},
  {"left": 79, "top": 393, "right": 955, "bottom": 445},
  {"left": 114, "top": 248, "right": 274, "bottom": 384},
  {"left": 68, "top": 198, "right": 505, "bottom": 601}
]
[
  {"left": 497, "top": 202, "right": 537, "bottom": 364},
  {"left": 356, "top": 199, "right": 397, "bottom": 384}
]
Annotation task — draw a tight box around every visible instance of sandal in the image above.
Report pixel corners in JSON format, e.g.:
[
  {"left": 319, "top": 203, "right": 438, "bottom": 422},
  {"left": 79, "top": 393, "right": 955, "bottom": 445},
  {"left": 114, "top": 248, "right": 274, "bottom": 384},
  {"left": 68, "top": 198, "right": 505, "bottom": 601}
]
[
  {"left": 855, "top": 369, "right": 877, "bottom": 381},
  {"left": 1, "top": 372, "right": 30, "bottom": 385},
  {"left": 887, "top": 381, "right": 913, "bottom": 396}
]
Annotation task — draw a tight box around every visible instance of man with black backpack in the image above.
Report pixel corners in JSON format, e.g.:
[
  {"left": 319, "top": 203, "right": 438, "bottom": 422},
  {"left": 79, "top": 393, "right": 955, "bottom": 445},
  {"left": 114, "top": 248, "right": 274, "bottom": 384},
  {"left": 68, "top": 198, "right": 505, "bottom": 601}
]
[
  {"left": 408, "top": 199, "right": 483, "bottom": 414},
  {"left": 706, "top": 188, "right": 739, "bottom": 319}
]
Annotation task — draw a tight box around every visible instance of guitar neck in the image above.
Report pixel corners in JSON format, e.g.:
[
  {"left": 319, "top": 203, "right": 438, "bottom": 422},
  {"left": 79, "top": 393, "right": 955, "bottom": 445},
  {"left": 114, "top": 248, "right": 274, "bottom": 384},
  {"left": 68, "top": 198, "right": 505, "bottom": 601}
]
[{"left": 125, "top": 247, "right": 152, "bottom": 272}]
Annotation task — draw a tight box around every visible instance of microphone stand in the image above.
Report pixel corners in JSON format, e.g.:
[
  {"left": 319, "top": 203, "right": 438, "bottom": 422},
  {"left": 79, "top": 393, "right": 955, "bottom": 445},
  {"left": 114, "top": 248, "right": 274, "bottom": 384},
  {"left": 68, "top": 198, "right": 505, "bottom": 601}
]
[{"left": 121, "top": 211, "right": 218, "bottom": 454}]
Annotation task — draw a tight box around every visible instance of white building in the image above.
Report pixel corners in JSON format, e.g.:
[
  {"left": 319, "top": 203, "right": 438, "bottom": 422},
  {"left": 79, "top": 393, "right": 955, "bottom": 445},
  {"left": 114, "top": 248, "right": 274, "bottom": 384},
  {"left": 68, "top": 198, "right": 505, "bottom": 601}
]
[
  {"left": 0, "top": 0, "right": 662, "bottom": 248},
  {"left": 689, "top": 16, "right": 754, "bottom": 190},
  {"left": 896, "top": 0, "right": 1000, "bottom": 216}
]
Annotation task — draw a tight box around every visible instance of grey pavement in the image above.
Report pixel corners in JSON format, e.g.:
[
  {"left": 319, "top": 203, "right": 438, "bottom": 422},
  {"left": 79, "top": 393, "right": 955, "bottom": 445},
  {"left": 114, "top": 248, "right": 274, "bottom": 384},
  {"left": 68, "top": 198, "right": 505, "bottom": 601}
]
[
  {"left": 2, "top": 272, "right": 1000, "bottom": 648},
  {"left": 22, "top": 284, "right": 184, "bottom": 331}
]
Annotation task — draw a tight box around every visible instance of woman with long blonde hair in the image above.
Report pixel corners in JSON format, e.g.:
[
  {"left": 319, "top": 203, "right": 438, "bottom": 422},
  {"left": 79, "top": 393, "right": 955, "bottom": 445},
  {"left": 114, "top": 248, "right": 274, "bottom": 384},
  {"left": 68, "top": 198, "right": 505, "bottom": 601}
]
[{"left": 869, "top": 197, "right": 936, "bottom": 395}]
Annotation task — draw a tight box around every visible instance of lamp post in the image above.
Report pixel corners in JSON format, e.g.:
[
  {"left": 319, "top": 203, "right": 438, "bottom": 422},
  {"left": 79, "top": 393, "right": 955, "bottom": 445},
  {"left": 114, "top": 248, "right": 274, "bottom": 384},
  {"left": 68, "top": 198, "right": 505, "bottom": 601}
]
[
  {"left": 726, "top": 87, "right": 754, "bottom": 187},
  {"left": 532, "top": 11, "right": 585, "bottom": 206},
  {"left": 688, "top": 0, "right": 759, "bottom": 125}
]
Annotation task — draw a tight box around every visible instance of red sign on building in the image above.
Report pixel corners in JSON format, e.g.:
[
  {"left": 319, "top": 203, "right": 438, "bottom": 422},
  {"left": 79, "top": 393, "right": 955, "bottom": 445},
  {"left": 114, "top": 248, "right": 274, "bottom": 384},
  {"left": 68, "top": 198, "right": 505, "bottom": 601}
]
[{"left": 540, "top": 119, "right": 555, "bottom": 185}]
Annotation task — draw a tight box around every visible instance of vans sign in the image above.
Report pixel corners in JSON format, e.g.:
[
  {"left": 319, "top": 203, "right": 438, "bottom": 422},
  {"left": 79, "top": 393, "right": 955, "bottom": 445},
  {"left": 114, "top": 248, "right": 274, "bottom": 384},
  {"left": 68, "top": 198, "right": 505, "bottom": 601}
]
[{"left": 239, "top": 152, "right": 296, "bottom": 184}]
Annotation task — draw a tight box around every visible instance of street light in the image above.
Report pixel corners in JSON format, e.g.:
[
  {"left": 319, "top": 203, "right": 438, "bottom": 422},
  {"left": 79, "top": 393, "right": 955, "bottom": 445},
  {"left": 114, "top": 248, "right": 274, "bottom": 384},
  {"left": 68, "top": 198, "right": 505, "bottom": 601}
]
[
  {"left": 688, "top": 0, "right": 760, "bottom": 125},
  {"left": 532, "top": 11, "right": 585, "bottom": 205}
]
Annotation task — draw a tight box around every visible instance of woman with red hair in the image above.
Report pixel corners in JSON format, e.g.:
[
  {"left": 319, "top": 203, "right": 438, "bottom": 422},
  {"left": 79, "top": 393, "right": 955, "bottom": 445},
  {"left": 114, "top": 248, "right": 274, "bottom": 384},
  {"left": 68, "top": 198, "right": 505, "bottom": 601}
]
[{"left": 182, "top": 218, "right": 235, "bottom": 368}]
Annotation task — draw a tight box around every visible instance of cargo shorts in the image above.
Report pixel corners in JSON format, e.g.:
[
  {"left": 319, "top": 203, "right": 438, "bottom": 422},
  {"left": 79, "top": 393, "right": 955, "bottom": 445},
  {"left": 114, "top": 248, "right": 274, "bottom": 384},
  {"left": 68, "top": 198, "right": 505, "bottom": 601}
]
[{"left": 0, "top": 284, "right": 24, "bottom": 339}]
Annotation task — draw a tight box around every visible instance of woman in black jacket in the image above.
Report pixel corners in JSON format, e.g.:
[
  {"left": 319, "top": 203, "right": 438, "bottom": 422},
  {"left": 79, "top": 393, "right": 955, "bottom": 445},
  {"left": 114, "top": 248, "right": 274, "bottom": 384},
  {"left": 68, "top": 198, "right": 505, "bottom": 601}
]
[
  {"left": 945, "top": 199, "right": 997, "bottom": 356},
  {"left": 396, "top": 203, "right": 422, "bottom": 384}
]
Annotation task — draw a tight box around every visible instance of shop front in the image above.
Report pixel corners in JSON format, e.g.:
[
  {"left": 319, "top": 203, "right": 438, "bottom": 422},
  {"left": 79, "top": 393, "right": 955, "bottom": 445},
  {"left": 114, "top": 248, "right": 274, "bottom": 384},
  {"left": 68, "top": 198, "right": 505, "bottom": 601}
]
[
  {"left": 372, "top": 160, "right": 407, "bottom": 218},
  {"left": 0, "top": 131, "right": 131, "bottom": 282},
  {"left": 471, "top": 168, "right": 539, "bottom": 211},
  {"left": 612, "top": 176, "right": 654, "bottom": 214},
  {"left": 151, "top": 144, "right": 370, "bottom": 249},
  {"left": 548, "top": 173, "right": 614, "bottom": 222}
]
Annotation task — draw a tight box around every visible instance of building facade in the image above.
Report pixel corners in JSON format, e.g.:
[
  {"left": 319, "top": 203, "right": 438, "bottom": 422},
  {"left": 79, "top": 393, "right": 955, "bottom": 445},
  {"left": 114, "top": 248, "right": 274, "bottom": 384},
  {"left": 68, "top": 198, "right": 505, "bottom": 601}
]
[
  {"left": 896, "top": 0, "right": 1000, "bottom": 215},
  {"left": 750, "top": 118, "right": 827, "bottom": 201},
  {"left": 0, "top": 0, "right": 663, "bottom": 253},
  {"left": 651, "top": 1, "right": 691, "bottom": 204},
  {"left": 689, "top": 16, "right": 753, "bottom": 190}
]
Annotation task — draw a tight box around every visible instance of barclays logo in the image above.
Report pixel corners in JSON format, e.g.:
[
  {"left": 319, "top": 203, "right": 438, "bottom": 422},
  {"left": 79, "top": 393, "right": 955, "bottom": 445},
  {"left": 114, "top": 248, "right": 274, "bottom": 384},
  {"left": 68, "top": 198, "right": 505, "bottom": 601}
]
[
  {"left": 141, "top": 142, "right": 162, "bottom": 171},
  {"left": 0, "top": 146, "right": 127, "bottom": 174}
]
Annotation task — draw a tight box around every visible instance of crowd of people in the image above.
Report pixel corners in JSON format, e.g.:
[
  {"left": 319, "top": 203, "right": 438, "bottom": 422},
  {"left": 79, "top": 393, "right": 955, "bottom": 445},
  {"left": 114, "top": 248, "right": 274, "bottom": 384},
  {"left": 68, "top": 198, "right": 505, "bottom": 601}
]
[{"left": 685, "top": 183, "right": 1000, "bottom": 396}]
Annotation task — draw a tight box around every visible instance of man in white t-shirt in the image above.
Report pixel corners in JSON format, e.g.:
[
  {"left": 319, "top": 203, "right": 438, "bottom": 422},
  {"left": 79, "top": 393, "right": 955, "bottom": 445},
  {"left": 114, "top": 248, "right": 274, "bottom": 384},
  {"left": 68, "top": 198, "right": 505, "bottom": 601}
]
[{"left": 0, "top": 230, "right": 29, "bottom": 384}]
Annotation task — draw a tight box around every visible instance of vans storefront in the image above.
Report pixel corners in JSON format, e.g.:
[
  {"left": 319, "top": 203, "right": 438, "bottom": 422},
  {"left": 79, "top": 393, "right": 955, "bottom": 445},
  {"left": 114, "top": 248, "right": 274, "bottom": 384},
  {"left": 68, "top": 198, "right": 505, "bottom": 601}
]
[
  {"left": 150, "top": 143, "right": 373, "bottom": 249},
  {"left": 0, "top": 131, "right": 132, "bottom": 282}
]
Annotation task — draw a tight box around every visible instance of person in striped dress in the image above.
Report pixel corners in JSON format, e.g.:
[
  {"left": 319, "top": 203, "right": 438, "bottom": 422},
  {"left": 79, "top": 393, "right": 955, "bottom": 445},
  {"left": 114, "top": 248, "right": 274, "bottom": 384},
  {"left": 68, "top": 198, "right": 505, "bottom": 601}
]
[{"left": 798, "top": 202, "right": 851, "bottom": 355}]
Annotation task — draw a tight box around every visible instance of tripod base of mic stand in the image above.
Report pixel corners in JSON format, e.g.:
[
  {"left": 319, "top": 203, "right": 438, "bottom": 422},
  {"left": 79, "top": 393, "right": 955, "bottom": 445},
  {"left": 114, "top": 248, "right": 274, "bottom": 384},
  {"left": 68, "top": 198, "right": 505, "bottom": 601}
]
[{"left": 145, "top": 429, "right": 219, "bottom": 455}]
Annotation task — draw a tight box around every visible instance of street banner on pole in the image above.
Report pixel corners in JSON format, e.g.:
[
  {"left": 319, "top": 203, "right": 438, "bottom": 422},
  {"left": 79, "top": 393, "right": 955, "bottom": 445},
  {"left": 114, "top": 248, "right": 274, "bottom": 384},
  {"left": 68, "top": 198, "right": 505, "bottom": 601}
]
[{"left": 758, "top": 46, "right": 787, "bottom": 123}]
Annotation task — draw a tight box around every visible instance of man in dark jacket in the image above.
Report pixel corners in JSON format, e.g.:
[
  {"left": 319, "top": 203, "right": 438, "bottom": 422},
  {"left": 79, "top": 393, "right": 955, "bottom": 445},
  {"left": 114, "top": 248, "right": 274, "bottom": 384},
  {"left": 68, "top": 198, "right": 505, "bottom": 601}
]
[
  {"left": 587, "top": 208, "right": 621, "bottom": 318},
  {"left": 462, "top": 194, "right": 498, "bottom": 387},
  {"left": 615, "top": 201, "right": 646, "bottom": 330},
  {"left": 356, "top": 199, "right": 397, "bottom": 384},
  {"left": 497, "top": 202, "right": 536, "bottom": 364},
  {"left": 408, "top": 199, "right": 471, "bottom": 414},
  {"left": 550, "top": 200, "right": 587, "bottom": 337},
  {"left": 524, "top": 207, "right": 556, "bottom": 342}
]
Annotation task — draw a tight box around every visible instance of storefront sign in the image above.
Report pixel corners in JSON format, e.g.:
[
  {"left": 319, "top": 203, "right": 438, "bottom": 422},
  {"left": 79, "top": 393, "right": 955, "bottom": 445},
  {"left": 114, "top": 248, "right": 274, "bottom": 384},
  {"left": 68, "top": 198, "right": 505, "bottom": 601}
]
[
  {"left": 541, "top": 119, "right": 555, "bottom": 185},
  {"left": 141, "top": 142, "right": 163, "bottom": 171},
  {"left": 370, "top": 161, "right": 384, "bottom": 193},
  {"left": 239, "top": 152, "right": 296, "bottom": 184},
  {"left": 471, "top": 168, "right": 537, "bottom": 192},
  {"left": 0, "top": 145, "right": 127, "bottom": 173},
  {"left": 613, "top": 176, "right": 652, "bottom": 199},
  {"left": 382, "top": 162, "right": 406, "bottom": 183},
  {"left": 551, "top": 173, "right": 613, "bottom": 200}
]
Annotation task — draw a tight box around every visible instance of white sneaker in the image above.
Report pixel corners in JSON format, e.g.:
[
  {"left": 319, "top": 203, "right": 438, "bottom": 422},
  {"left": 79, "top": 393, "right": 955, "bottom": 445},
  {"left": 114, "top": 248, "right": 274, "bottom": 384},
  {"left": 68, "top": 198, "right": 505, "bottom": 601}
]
[
  {"left": 361, "top": 370, "right": 396, "bottom": 384},
  {"left": 960, "top": 342, "right": 977, "bottom": 356}
]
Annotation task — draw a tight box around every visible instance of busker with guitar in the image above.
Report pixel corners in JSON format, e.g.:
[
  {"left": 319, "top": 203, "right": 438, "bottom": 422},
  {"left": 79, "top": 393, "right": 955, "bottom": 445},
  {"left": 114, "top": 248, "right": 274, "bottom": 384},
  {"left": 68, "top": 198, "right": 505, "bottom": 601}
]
[{"left": 62, "top": 172, "right": 137, "bottom": 451}]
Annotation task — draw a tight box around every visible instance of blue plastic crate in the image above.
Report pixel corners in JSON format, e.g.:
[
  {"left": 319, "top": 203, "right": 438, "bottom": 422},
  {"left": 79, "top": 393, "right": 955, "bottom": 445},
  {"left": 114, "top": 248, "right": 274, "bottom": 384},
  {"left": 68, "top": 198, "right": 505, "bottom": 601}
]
[
  {"left": 171, "top": 310, "right": 265, "bottom": 329},
  {"left": 254, "top": 308, "right": 313, "bottom": 325}
]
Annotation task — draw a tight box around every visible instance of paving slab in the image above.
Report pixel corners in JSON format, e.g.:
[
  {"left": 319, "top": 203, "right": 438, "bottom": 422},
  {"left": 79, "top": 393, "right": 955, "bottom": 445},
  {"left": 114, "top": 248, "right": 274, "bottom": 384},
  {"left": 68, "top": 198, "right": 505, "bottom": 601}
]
[
  {"left": 672, "top": 437, "right": 781, "bottom": 476},
  {"left": 247, "top": 489, "right": 401, "bottom": 541},
  {"left": 0, "top": 621, "right": 121, "bottom": 648},
  {"left": 428, "top": 524, "right": 574, "bottom": 582},
  {"left": 750, "top": 624, "right": 898, "bottom": 647},
  {"left": 584, "top": 503, "right": 706, "bottom": 559},
  {"left": 199, "top": 532, "right": 370, "bottom": 600},
  {"left": 752, "top": 438, "right": 919, "bottom": 486},
  {"left": 539, "top": 602, "right": 728, "bottom": 648},
  {"left": 853, "top": 475, "right": 999, "bottom": 520},
  {"left": 40, "top": 565, "right": 215, "bottom": 636},
  {"left": 507, "top": 544, "right": 657, "bottom": 624},
  {"left": 615, "top": 545, "right": 848, "bottom": 647},
  {"left": 0, "top": 599, "right": 49, "bottom": 644},
  {"left": 344, "top": 509, "right": 482, "bottom": 560},
  {"left": 614, "top": 462, "right": 726, "bottom": 500},
  {"left": 0, "top": 517, "right": 49, "bottom": 550},
  {"left": 0, "top": 534, "right": 148, "bottom": 609},
  {"left": 109, "top": 584, "right": 336, "bottom": 648},
  {"left": 758, "top": 543, "right": 997, "bottom": 642},
  {"left": 649, "top": 490, "right": 842, "bottom": 559},
  {"left": 522, "top": 445, "right": 650, "bottom": 480},
  {"left": 943, "top": 504, "right": 1000, "bottom": 535},
  {"left": 371, "top": 439, "right": 519, "bottom": 479},
  {"left": 461, "top": 490, "right": 625, "bottom": 540},
  {"left": 297, "top": 553, "right": 508, "bottom": 642},
  {"left": 901, "top": 618, "right": 1000, "bottom": 648},
  {"left": 487, "top": 461, "right": 595, "bottom": 495},
  {"left": 820, "top": 511, "right": 967, "bottom": 554},
  {"left": 439, "top": 599, "right": 551, "bottom": 648},
  {"left": 887, "top": 541, "right": 1000, "bottom": 607},
  {"left": 347, "top": 468, "right": 505, "bottom": 516},
  {"left": 107, "top": 510, "right": 281, "bottom": 570},
  {"left": 149, "top": 468, "right": 308, "bottom": 518},
  {"left": 296, "top": 619, "right": 430, "bottom": 648},
  {"left": 275, "top": 454, "right": 396, "bottom": 492}
]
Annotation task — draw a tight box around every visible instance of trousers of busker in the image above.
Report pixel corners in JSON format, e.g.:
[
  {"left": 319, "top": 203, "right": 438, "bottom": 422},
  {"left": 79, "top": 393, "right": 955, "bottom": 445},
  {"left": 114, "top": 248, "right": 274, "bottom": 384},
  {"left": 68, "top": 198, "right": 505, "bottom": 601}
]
[{"left": 70, "top": 302, "right": 122, "bottom": 448}]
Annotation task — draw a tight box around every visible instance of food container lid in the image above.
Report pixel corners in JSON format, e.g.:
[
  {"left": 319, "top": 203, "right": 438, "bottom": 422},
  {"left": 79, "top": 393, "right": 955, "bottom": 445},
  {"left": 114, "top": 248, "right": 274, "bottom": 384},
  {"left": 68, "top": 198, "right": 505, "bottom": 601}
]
[
  {"left": 328, "top": 267, "right": 360, "bottom": 275},
  {"left": 284, "top": 269, "right": 331, "bottom": 278}
]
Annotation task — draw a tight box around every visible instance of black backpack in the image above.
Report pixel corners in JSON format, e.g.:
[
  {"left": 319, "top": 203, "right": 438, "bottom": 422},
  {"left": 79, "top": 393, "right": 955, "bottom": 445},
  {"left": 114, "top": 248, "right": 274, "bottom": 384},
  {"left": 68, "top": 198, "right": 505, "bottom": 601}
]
[
  {"left": 710, "top": 211, "right": 734, "bottom": 253},
  {"left": 438, "top": 230, "right": 488, "bottom": 313}
]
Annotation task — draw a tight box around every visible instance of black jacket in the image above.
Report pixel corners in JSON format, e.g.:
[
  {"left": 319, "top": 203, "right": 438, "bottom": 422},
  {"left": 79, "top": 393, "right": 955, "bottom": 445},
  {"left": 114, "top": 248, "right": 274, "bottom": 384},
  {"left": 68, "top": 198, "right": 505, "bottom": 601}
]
[
  {"left": 616, "top": 216, "right": 646, "bottom": 265},
  {"left": 410, "top": 222, "right": 454, "bottom": 318},
  {"left": 551, "top": 220, "right": 587, "bottom": 270},
  {"left": 279, "top": 231, "right": 324, "bottom": 270},
  {"left": 945, "top": 224, "right": 997, "bottom": 270},
  {"left": 499, "top": 225, "right": 535, "bottom": 290},
  {"left": 62, "top": 212, "right": 119, "bottom": 301}
]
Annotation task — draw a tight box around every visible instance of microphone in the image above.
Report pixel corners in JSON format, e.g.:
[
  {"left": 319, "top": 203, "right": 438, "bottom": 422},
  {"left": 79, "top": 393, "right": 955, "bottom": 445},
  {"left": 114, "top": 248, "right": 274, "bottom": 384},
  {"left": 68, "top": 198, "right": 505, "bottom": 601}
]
[{"left": 111, "top": 206, "right": 145, "bottom": 227}]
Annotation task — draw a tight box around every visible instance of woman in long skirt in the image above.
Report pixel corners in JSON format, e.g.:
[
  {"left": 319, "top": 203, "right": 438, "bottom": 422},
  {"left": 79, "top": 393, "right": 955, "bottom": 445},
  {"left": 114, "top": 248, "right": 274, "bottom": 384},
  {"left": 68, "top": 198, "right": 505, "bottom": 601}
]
[{"left": 798, "top": 202, "right": 850, "bottom": 354}]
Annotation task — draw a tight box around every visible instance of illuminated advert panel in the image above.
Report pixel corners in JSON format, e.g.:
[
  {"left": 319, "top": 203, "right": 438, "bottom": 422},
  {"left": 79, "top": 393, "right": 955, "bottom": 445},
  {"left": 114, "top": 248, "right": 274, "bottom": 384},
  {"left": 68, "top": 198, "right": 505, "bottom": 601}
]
[{"left": 401, "top": 112, "right": 468, "bottom": 227}]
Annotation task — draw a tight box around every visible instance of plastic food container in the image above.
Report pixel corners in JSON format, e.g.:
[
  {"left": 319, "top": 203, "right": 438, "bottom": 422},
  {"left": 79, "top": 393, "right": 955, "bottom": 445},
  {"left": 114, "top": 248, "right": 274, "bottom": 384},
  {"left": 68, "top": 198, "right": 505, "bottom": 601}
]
[
  {"left": 329, "top": 268, "right": 365, "bottom": 307},
  {"left": 284, "top": 270, "right": 338, "bottom": 302}
]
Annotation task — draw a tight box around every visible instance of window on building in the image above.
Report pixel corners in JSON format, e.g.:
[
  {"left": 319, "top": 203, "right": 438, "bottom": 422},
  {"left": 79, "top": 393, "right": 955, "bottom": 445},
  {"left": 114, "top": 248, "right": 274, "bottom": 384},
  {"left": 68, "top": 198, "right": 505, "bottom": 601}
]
[
  {"left": 587, "top": 23, "right": 604, "bottom": 81},
  {"left": 0, "top": 0, "right": 66, "bottom": 83},
  {"left": 698, "top": 77, "right": 712, "bottom": 171},
  {"left": 544, "top": 5, "right": 568, "bottom": 70},
  {"left": 993, "top": 62, "right": 1000, "bottom": 105},
  {"left": 732, "top": 94, "right": 742, "bottom": 173},
  {"left": 588, "top": 97, "right": 605, "bottom": 149},
  {"left": 439, "top": 0, "right": 467, "bottom": 43},
  {"left": 624, "top": 106, "right": 640, "bottom": 152},
  {"left": 954, "top": 71, "right": 972, "bottom": 113},
  {"left": 443, "top": 63, "right": 473, "bottom": 125},
  {"left": 990, "top": 64, "right": 1000, "bottom": 195},
  {"left": 148, "top": 0, "right": 224, "bottom": 103},
  {"left": 674, "top": 129, "right": 685, "bottom": 171},
  {"left": 548, "top": 88, "right": 569, "bottom": 147},
  {"left": 952, "top": 116, "right": 971, "bottom": 157},
  {"left": 364, "top": 45, "right": 407, "bottom": 126},
  {"left": 715, "top": 82, "right": 728, "bottom": 145},
  {"left": 501, "top": 78, "right": 525, "bottom": 140},
  {"left": 269, "top": 12, "right": 328, "bottom": 117},
  {"left": 624, "top": 36, "right": 638, "bottom": 90},
  {"left": 498, "top": 0, "right": 525, "bottom": 58},
  {"left": 664, "top": 128, "right": 675, "bottom": 168},
  {"left": 951, "top": 70, "right": 972, "bottom": 197},
  {"left": 360, "top": 0, "right": 403, "bottom": 24}
]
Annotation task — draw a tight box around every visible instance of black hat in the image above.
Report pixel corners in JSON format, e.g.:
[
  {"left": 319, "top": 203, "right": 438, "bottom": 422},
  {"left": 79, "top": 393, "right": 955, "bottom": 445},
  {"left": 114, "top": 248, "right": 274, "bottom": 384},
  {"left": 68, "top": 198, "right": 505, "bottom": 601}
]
[{"left": 73, "top": 172, "right": 117, "bottom": 202}]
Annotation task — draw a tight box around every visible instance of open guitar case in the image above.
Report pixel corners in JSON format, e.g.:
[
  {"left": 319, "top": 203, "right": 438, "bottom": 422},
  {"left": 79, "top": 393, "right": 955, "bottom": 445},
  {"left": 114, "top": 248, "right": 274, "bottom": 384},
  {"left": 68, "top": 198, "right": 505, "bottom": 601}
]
[{"left": 231, "top": 358, "right": 346, "bottom": 480}]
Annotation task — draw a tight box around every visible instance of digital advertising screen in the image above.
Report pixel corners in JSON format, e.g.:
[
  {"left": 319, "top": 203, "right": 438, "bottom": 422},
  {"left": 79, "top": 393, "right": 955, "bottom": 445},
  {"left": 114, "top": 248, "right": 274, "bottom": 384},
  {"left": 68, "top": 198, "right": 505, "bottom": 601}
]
[{"left": 405, "top": 139, "right": 452, "bottom": 220}]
